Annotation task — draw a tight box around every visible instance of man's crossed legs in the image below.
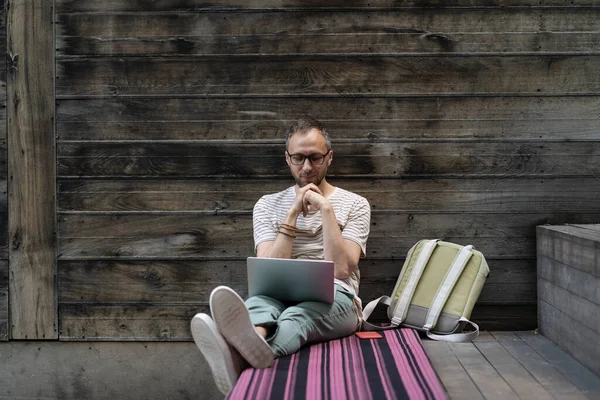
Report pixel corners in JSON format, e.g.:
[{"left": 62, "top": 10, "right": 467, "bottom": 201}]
[{"left": 191, "top": 285, "right": 360, "bottom": 395}]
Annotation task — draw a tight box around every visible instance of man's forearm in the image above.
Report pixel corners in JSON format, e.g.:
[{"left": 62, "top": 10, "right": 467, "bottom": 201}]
[
  {"left": 320, "top": 205, "right": 354, "bottom": 279},
  {"left": 256, "top": 213, "right": 298, "bottom": 259}
]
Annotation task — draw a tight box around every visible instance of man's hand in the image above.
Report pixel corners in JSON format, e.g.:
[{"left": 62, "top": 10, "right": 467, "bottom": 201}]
[
  {"left": 290, "top": 184, "right": 329, "bottom": 217},
  {"left": 301, "top": 187, "right": 330, "bottom": 216}
]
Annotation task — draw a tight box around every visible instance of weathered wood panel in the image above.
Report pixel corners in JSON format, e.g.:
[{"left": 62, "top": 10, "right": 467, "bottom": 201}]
[
  {"left": 56, "top": 96, "right": 600, "bottom": 141},
  {"left": 516, "top": 331, "right": 600, "bottom": 396},
  {"left": 56, "top": 55, "right": 600, "bottom": 96},
  {"left": 8, "top": 0, "right": 57, "bottom": 339},
  {"left": 57, "top": 10, "right": 600, "bottom": 37},
  {"left": 448, "top": 342, "right": 519, "bottom": 399},
  {"left": 53, "top": 3, "right": 600, "bottom": 339},
  {"left": 58, "top": 304, "right": 539, "bottom": 341},
  {"left": 421, "top": 340, "right": 485, "bottom": 400},
  {"left": 424, "top": 332, "right": 600, "bottom": 400},
  {"left": 55, "top": 0, "right": 600, "bottom": 12},
  {"left": 54, "top": 208, "right": 588, "bottom": 338},
  {"left": 537, "top": 224, "right": 600, "bottom": 376},
  {"left": 57, "top": 33, "right": 600, "bottom": 57},
  {"left": 56, "top": 9, "right": 600, "bottom": 56},
  {"left": 0, "top": 183, "right": 9, "bottom": 259},
  {"left": 56, "top": 141, "right": 600, "bottom": 178},
  {"left": 538, "top": 255, "right": 600, "bottom": 307},
  {"left": 539, "top": 300, "right": 600, "bottom": 380},
  {"left": 58, "top": 304, "right": 200, "bottom": 340},
  {"left": 57, "top": 212, "right": 600, "bottom": 260},
  {"left": 57, "top": 178, "right": 600, "bottom": 213},
  {"left": 50, "top": 211, "right": 565, "bottom": 250},
  {"left": 0, "top": 261, "right": 8, "bottom": 341},
  {"left": 67, "top": 304, "right": 534, "bottom": 341},
  {"left": 537, "top": 226, "right": 600, "bottom": 277},
  {"left": 0, "top": 1, "right": 8, "bottom": 342},
  {"left": 491, "top": 331, "right": 590, "bottom": 400},
  {"left": 57, "top": 259, "right": 534, "bottom": 304},
  {"left": 538, "top": 278, "right": 600, "bottom": 335},
  {"left": 472, "top": 340, "right": 556, "bottom": 400}
]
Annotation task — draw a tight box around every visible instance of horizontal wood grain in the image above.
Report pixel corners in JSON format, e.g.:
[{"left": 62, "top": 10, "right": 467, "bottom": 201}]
[
  {"left": 54, "top": 96, "right": 600, "bottom": 144},
  {"left": 57, "top": 303, "right": 537, "bottom": 340},
  {"left": 54, "top": 212, "right": 559, "bottom": 239},
  {"left": 537, "top": 255, "right": 600, "bottom": 307},
  {"left": 56, "top": 9, "right": 600, "bottom": 57},
  {"left": 55, "top": 0, "right": 600, "bottom": 12},
  {"left": 56, "top": 55, "right": 600, "bottom": 96},
  {"left": 56, "top": 212, "right": 600, "bottom": 259},
  {"left": 422, "top": 340, "right": 485, "bottom": 399},
  {"left": 57, "top": 276, "right": 532, "bottom": 305},
  {"left": 55, "top": 95, "right": 600, "bottom": 124},
  {"left": 57, "top": 258, "right": 535, "bottom": 304},
  {"left": 58, "top": 303, "right": 201, "bottom": 340},
  {"left": 539, "top": 300, "right": 600, "bottom": 378},
  {"left": 57, "top": 120, "right": 600, "bottom": 144},
  {"left": 57, "top": 10, "right": 600, "bottom": 37},
  {"left": 57, "top": 236, "right": 535, "bottom": 260},
  {"left": 58, "top": 177, "right": 600, "bottom": 213},
  {"left": 56, "top": 141, "right": 600, "bottom": 178},
  {"left": 537, "top": 226, "right": 600, "bottom": 277},
  {"left": 538, "top": 278, "right": 600, "bottom": 335},
  {"left": 57, "top": 32, "right": 600, "bottom": 57},
  {"left": 471, "top": 305, "right": 537, "bottom": 331},
  {"left": 57, "top": 258, "right": 534, "bottom": 286}
]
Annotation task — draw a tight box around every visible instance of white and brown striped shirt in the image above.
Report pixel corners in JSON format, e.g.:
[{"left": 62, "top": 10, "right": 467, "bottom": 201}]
[{"left": 252, "top": 186, "right": 371, "bottom": 302}]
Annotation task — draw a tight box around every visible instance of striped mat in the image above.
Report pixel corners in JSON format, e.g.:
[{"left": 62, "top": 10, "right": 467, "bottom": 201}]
[{"left": 227, "top": 329, "right": 447, "bottom": 400}]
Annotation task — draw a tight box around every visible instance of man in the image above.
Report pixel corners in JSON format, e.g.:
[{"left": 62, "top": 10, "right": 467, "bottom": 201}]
[{"left": 190, "top": 117, "right": 371, "bottom": 395}]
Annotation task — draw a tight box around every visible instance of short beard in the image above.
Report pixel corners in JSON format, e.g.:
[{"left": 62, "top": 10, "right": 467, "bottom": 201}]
[{"left": 295, "top": 175, "right": 323, "bottom": 188}]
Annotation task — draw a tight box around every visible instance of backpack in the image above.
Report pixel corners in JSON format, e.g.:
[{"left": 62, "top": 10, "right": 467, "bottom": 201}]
[{"left": 361, "top": 239, "right": 490, "bottom": 342}]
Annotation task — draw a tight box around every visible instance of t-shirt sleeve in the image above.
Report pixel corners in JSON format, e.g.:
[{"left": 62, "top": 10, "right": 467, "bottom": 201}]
[
  {"left": 341, "top": 196, "right": 371, "bottom": 257},
  {"left": 252, "top": 196, "right": 278, "bottom": 253}
]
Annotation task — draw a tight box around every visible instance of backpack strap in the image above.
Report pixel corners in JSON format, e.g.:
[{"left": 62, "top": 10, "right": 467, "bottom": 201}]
[
  {"left": 361, "top": 296, "right": 394, "bottom": 331},
  {"left": 426, "top": 318, "right": 480, "bottom": 342},
  {"left": 390, "top": 239, "right": 439, "bottom": 326},
  {"left": 423, "top": 245, "right": 474, "bottom": 331}
]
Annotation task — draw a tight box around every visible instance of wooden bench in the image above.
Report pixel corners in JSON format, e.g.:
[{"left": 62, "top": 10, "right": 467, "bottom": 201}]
[{"left": 537, "top": 224, "right": 600, "bottom": 377}]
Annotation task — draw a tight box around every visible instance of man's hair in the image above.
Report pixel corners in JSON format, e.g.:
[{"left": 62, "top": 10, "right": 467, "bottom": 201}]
[{"left": 285, "top": 116, "right": 332, "bottom": 151}]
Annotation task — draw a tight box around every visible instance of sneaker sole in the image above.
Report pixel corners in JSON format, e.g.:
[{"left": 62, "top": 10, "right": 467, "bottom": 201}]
[
  {"left": 210, "top": 286, "right": 274, "bottom": 369},
  {"left": 190, "top": 313, "right": 238, "bottom": 395}
]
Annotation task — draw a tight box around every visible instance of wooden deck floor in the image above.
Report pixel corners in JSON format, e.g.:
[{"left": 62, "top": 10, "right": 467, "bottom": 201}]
[{"left": 422, "top": 331, "right": 600, "bottom": 400}]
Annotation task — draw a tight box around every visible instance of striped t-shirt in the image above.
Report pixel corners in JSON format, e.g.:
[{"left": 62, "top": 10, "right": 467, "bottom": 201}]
[{"left": 252, "top": 186, "right": 371, "bottom": 301}]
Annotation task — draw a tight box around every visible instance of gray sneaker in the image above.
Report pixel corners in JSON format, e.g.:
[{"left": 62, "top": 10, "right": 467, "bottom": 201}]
[
  {"left": 190, "top": 313, "right": 245, "bottom": 395},
  {"left": 210, "top": 286, "right": 274, "bottom": 369}
]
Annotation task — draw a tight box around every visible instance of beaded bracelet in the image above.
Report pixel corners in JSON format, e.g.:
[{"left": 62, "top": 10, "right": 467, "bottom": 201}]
[
  {"left": 278, "top": 229, "right": 296, "bottom": 239},
  {"left": 280, "top": 223, "right": 298, "bottom": 232}
]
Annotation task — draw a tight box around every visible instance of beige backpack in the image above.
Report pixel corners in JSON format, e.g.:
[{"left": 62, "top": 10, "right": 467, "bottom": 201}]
[{"left": 361, "top": 239, "right": 490, "bottom": 342}]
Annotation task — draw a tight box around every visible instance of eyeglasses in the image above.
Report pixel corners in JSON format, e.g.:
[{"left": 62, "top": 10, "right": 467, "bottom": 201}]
[{"left": 287, "top": 150, "right": 331, "bottom": 166}]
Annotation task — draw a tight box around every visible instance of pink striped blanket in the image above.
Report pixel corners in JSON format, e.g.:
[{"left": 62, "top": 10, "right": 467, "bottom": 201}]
[{"left": 227, "top": 329, "right": 447, "bottom": 400}]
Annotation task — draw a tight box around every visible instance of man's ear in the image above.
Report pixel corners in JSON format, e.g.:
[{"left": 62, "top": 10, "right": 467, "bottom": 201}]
[
  {"left": 327, "top": 150, "right": 333, "bottom": 166},
  {"left": 285, "top": 151, "right": 291, "bottom": 167}
]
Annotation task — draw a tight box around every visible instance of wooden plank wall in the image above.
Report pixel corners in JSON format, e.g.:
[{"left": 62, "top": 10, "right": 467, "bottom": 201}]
[
  {"left": 7, "top": 0, "right": 56, "bottom": 340},
  {"left": 0, "top": 1, "right": 7, "bottom": 341},
  {"left": 54, "top": 1, "right": 600, "bottom": 340}
]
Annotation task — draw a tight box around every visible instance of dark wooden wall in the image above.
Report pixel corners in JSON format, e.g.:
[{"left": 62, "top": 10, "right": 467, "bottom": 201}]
[
  {"left": 0, "top": 1, "right": 7, "bottom": 340},
  {"left": 51, "top": 1, "right": 600, "bottom": 340}
]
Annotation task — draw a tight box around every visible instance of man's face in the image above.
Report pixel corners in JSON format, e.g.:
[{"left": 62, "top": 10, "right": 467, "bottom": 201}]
[{"left": 286, "top": 128, "right": 333, "bottom": 187}]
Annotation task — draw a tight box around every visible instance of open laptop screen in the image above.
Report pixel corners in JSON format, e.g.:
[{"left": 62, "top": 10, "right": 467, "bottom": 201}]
[{"left": 247, "top": 257, "right": 335, "bottom": 303}]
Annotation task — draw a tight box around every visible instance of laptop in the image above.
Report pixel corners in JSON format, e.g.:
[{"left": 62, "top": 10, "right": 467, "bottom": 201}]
[{"left": 247, "top": 257, "right": 335, "bottom": 303}]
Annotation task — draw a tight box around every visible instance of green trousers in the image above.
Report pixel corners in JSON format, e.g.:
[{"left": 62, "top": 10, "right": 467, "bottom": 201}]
[{"left": 245, "top": 285, "right": 360, "bottom": 358}]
